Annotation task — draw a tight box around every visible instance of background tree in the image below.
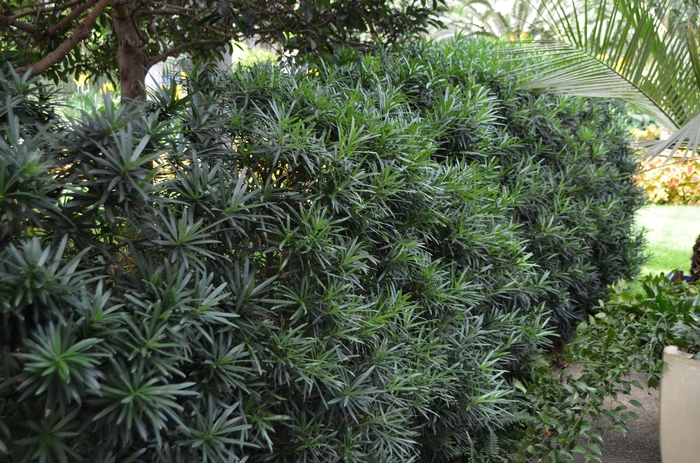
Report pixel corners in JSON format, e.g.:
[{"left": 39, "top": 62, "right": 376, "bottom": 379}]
[
  {"left": 0, "top": 0, "right": 446, "bottom": 101},
  {"left": 439, "top": 0, "right": 553, "bottom": 40}
]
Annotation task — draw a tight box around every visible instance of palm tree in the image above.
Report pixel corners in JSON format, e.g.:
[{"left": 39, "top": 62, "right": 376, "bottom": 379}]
[
  {"left": 498, "top": 0, "right": 700, "bottom": 278},
  {"left": 441, "top": 0, "right": 555, "bottom": 40},
  {"left": 512, "top": 0, "right": 700, "bottom": 160}
]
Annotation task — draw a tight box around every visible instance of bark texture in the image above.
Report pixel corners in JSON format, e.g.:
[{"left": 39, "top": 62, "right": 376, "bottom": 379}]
[
  {"left": 112, "top": 3, "right": 149, "bottom": 102},
  {"left": 691, "top": 234, "right": 700, "bottom": 281}
]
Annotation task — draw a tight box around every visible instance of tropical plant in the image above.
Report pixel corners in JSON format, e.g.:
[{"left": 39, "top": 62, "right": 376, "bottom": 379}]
[
  {"left": 508, "top": 0, "right": 700, "bottom": 160},
  {"left": 0, "top": 0, "right": 446, "bottom": 101},
  {"left": 509, "top": 274, "right": 700, "bottom": 462},
  {"left": 573, "top": 274, "right": 700, "bottom": 389},
  {"left": 0, "top": 34, "right": 644, "bottom": 462},
  {"left": 441, "top": 0, "right": 554, "bottom": 39}
]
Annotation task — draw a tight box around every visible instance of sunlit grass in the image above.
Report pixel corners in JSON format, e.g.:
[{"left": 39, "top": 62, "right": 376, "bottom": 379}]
[{"left": 637, "top": 205, "right": 700, "bottom": 276}]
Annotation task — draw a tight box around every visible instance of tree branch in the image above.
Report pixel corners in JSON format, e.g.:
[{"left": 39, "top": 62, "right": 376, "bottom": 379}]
[
  {"left": 136, "top": 4, "right": 201, "bottom": 15},
  {"left": 0, "top": 14, "right": 38, "bottom": 34},
  {"left": 8, "top": 0, "right": 84, "bottom": 19},
  {"left": 147, "top": 39, "right": 228, "bottom": 68},
  {"left": 14, "top": 0, "right": 111, "bottom": 77},
  {"left": 44, "top": 0, "right": 100, "bottom": 39},
  {"left": 134, "top": 9, "right": 184, "bottom": 17},
  {"left": 148, "top": 2, "right": 205, "bottom": 13}
]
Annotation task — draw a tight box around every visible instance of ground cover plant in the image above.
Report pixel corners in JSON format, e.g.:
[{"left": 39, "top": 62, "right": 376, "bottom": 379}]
[
  {"left": 0, "top": 36, "right": 644, "bottom": 462},
  {"left": 636, "top": 157, "right": 700, "bottom": 205},
  {"left": 572, "top": 274, "right": 700, "bottom": 392}
]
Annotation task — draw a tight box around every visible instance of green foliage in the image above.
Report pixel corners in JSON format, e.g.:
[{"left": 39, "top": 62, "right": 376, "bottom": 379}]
[
  {"left": 575, "top": 275, "right": 700, "bottom": 386},
  {"left": 442, "top": 0, "right": 554, "bottom": 40},
  {"left": 0, "top": 36, "right": 644, "bottom": 463},
  {"left": 0, "top": 0, "right": 447, "bottom": 86},
  {"left": 510, "top": 0, "right": 700, "bottom": 160},
  {"left": 505, "top": 273, "right": 700, "bottom": 463},
  {"left": 517, "top": 274, "right": 698, "bottom": 463},
  {"left": 339, "top": 38, "right": 647, "bottom": 338}
]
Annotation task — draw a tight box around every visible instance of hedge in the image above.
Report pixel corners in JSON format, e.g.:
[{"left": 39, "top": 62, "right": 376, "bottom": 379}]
[{"left": 0, "top": 37, "right": 644, "bottom": 463}]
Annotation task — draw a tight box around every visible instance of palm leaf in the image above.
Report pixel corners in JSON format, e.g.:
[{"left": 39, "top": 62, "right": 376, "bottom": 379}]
[
  {"left": 440, "top": 0, "right": 555, "bottom": 40},
  {"left": 511, "top": 0, "right": 700, "bottom": 160}
]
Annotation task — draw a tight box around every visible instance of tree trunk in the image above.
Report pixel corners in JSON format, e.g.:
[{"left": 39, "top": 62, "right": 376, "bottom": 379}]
[
  {"left": 691, "top": 234, "right": 700, "bottom": 281},
  {"left": 112, "top": 3, "right": 148, "bottom": 102}
]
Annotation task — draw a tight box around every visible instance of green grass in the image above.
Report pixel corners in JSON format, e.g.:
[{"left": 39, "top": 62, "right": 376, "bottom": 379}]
[{"left": 637, "top": 205, "right": 700, "bottom": 276}]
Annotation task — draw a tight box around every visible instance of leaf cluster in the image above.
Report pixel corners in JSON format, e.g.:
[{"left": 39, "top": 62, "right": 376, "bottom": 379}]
[
  {"left": 0, "top": 0, "right": 447, "bottom": 86},
  {"left": 0, "top": 35, "right": 644, "bottom": 463},
  {"left": 506, "top": 274, "right": 698, "bottom": 462},
  {"left": 505, "top": 0, "right": 700, "bottom": 160}
]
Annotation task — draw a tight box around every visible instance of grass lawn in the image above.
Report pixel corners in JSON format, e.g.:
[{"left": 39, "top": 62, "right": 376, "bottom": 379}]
[{"left": 637, "top": 205, "right": 700, "bottom": 276}]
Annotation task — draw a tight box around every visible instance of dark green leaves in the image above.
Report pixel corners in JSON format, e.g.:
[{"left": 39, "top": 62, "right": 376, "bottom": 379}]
[
  {"left": 16, "top": 323, "right": 104, "bottom": 408},
  {"left": 180, "top": 397, "right": 256, "bottom": 462},
  {"left": 93, "top": 359, "right": 196, "bottom": 443},
  {"left": 0, "top": 37, "right": 644, "bottom": 462},
  {"left": 15, "top": 409, "right": 82, "bottom": 463}
]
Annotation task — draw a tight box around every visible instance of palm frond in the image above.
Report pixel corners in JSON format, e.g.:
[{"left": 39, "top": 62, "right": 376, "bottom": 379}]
[
  {"left": 519, "top": 45, "right": 679, "bottom": 130},
  {"left": 511, "top": 0, "right": 700, "bottom": 159},
  {"left": 440, "top": 0, "right": 556, "bottom": 40}
]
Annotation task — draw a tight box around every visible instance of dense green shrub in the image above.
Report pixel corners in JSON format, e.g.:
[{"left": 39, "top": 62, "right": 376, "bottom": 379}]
[
  {"left": 314, "top": 41, "right": 645, "bottom": 338},
  {"left": 0, "top": 36, "right": 643, "bottom": 463}
]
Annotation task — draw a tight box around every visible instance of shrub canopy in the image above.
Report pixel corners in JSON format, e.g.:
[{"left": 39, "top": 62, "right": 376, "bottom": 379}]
[{"left": 0, "top": 37, "right": 644, "bottom": 462}]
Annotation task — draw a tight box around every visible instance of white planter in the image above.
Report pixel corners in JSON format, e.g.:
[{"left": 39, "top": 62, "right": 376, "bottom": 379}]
[{"left": 659, "top": 345, "right": 700, "bottom": 463}]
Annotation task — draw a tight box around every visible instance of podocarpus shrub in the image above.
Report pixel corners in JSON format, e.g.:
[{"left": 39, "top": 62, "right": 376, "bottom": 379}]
[
  {"left": 0, "top": 37, "right": 644, "bottom": 463},
  {"left": 314, "top": 41, "right": 645, "bottom": 339}
]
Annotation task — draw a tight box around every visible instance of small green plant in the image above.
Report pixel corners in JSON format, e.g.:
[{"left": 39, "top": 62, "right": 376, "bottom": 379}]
[
  {"left": 497, "top": 274, "right": 700, "bottom": 463},
  {"left": 230, "top": 42, "right": 276, "bottom": 66},
  {"left": 574, "top": 274, "right": 700, "bottom": 388},
  {"left": 59, "top": 74, "right": 120, "bottom": 119}
]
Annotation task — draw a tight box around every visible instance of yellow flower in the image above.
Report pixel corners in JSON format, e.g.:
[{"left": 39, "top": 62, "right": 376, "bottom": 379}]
[
  {"left": 100, "top": 82, "right": 114, "bottom": 95},
  {"left": 175, "top": 84, "right": 186, "bottom": 100},
  {"left": 160, "top": 79, "right": 186, "bottom": 100},
  {"left": 520, "top": 31, "right": 529, "bottom": 40},
  {"left": 75, "top": 74, "right": 89, "bottom": 87}
]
